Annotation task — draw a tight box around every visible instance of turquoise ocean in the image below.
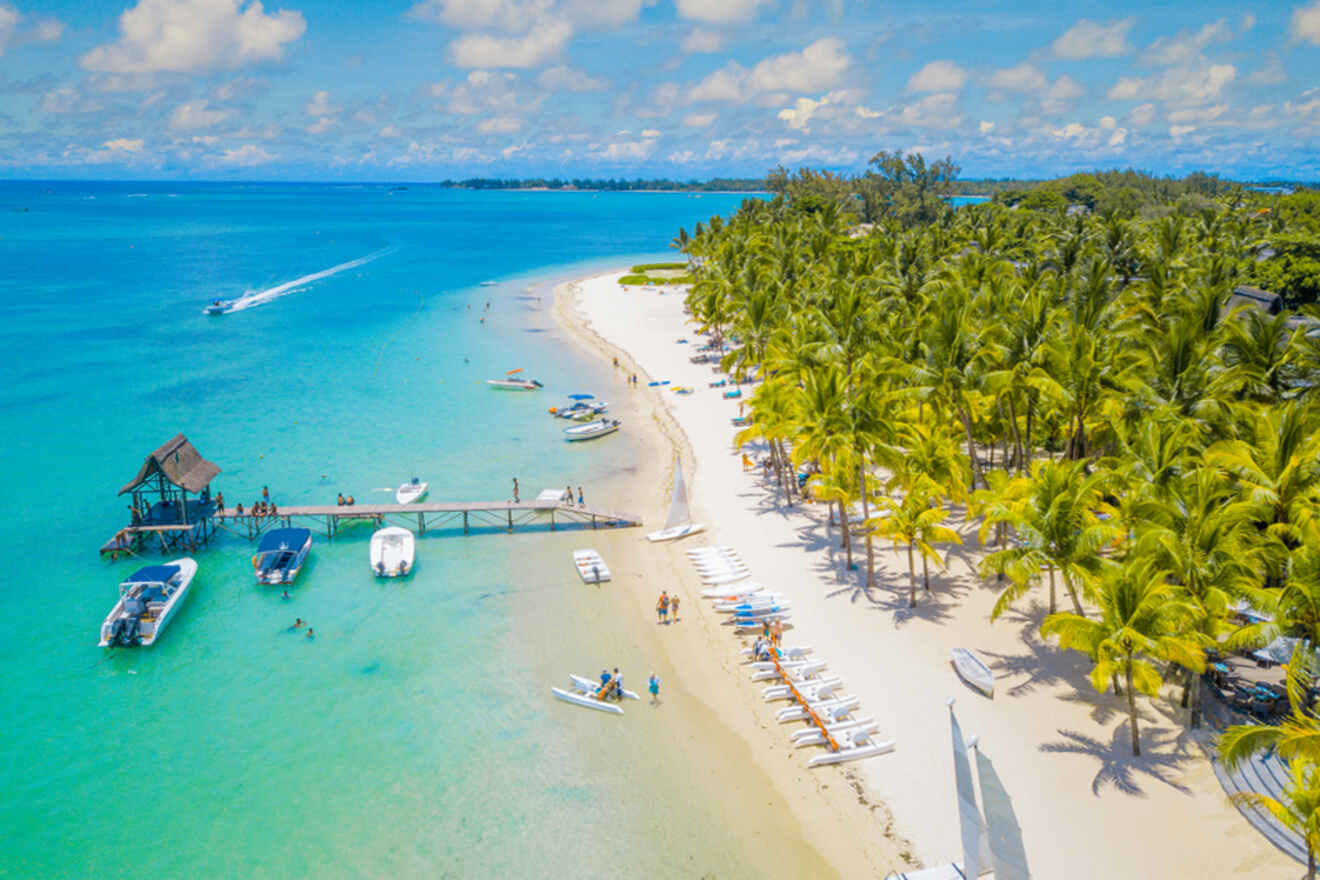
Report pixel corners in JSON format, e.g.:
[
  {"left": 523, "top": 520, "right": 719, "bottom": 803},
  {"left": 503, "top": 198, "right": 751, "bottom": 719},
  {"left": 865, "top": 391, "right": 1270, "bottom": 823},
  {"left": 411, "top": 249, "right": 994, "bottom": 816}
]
[{"left": 0, "top": 184, "right": 787, "bottom": 879}]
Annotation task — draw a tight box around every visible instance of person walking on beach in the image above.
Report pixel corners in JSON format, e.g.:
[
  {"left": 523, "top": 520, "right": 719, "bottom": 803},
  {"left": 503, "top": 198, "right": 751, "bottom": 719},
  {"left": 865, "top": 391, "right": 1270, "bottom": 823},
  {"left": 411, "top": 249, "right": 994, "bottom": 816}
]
[
  {"left": 670, "top": 594, "right": 680, "bottom": 622},
  {"left": 771, "top": 618, "right": 783, "bottom": 647},
  {"left": 512, "top": 478, "right": 520, "bottom": 503},
  {"left": 649, "top": 673, "right": 661, "bottom": 705},
  {"left": 612, "top": 667, "right": 623, "bottom": 700},
  {"left": 657, "top": 591, "right": 670, "bottom": 624}
]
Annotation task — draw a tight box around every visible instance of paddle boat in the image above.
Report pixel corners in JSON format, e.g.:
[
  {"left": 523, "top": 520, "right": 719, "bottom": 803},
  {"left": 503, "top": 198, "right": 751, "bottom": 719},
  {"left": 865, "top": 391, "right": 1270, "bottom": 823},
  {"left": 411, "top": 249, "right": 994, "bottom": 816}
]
[
  {"left": 552, "top": 684, "right": 624, "bottom": 714},
  {"left": 762, "top": 676, "right": 843, "bottom": 701},
  {"left": 805, "top": 730, "right": 896, "bottom": 767},
  {"left": 564, "top": 419, "right": 620, "bottom": 442},
  {"left": 574, "top": 549, "right": 611, "bottom": 583},
  {"left": 370, "top": 526, "right": 415, "bottom": 577},
  {"left": 99, "top": 558, "right": 198, "bottom": 647},
  {"left": 951, "top": 647, "right": 995, "bottom": 697},
  {"left": 203, "top": 298, "right": 234, "bottom": 315},
  {"left": 790, "top": 716, "right": 878, "bottom": 746},
  {"left": 570, "top": 673, "right": 639, "bottom": 701},
  {"left": 775, "top": 694, "right": 860, "bottom": 723},
  {"left": 253, "top": 527, "right": 313, "bottom": 585},
  {"left": 396, "top": 477, "right": 428, "bottom": 504},
  {"left": 723, "top": 387, "right": 742, "bottom": 399}
]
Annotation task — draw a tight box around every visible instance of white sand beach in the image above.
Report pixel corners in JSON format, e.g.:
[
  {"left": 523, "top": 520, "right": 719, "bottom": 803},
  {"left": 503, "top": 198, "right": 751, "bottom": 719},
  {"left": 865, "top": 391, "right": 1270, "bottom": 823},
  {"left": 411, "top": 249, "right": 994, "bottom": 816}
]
[{"left": 555, "top": 268, "right": 1297, "bottom": 879}]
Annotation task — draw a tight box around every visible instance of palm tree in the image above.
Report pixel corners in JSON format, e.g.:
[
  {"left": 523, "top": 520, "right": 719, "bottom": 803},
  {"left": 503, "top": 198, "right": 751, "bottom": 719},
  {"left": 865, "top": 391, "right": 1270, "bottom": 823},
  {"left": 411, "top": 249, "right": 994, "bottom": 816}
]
[
  {"left": 979, "top": 459, "right": 1119, "bottom": 618},
  {"left": 1042, "top": 556, "right": 1204, "bottom": 756},
  {"left": 1230, "top": 762, "right": 1320, "bottom": 879},
  {"left": 1221, "top": 645, "right": 1320, "bottom": 771},
  {"left": 870, "top": 488, "right": 961, "bottom": 607}
]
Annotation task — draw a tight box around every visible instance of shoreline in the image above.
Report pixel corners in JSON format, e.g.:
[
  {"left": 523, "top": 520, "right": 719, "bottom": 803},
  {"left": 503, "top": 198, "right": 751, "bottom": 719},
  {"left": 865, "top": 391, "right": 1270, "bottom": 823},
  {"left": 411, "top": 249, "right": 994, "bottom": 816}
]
[{"left": 554, "top": 267, "right": 1297, "bottom": 878}]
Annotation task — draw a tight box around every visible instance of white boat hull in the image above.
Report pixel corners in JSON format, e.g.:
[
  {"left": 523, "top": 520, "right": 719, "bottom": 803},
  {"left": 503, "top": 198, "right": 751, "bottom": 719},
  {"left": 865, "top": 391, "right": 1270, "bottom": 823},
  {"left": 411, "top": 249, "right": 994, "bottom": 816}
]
[
  {"left": 776, "top": 695, "right": 860, "bottom": 723},
  {"left": 647, "top": 522, "right": 705, "bottom": 542},
  {"left": 702, "top": 571, "right": 750, "bottom": 586},
  {"left": 569, "top": 673, "right": 639, "bottom": 701},
  {"left": 574, "top": 549, "right": 611, "bottom": 583},
  {"left": 806, "top": 740, "right": 895, "bottom": 767},
  {"left": 396, "top": 482, "right": 429, "bottom": 504},
  {"left": 370, "top": 527, "right": 415, "bottom": 577},
  {"left": 951, "top": 648, "right": 995, "bottom": 697},
  {"left": 552, "top": 687, "right": 623, "bottom": 714},
  {"left": 99, "top": 558, "right": 198, "bottom": 647},
  {"left": 564, "top": 419, "right": 620, "bottom": 441}
]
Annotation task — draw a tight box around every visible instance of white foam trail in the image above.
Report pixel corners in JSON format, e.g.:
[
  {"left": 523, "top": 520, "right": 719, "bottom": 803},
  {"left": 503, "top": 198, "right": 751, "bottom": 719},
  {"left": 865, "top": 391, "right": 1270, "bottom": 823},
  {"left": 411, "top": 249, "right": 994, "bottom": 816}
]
[{"left": 226, "top": 248, "right": 393, "bottom": 312}]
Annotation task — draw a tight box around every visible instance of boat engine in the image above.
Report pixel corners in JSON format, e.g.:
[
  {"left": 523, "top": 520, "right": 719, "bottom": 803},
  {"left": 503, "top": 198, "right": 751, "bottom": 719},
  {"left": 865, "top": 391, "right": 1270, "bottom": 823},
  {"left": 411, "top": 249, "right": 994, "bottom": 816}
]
[{"left": 113, "top": 596, "right": 147, "bottom": 645}]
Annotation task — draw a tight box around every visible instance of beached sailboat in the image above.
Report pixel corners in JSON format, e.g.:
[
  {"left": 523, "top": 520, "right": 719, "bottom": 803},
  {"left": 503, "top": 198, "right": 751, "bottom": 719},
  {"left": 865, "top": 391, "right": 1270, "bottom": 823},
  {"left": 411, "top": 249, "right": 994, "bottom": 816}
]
[
  {"left": 487, "top": 368, "right": 543, "bottom": 390},
  {"left": 254, "top": 527, "right": 313, "bottom": 585},
  {"left": 99, "top": 558, "right": 198, "bottom": 647},
  {"left": 370, "top": 526, "right": 415, "bottom": 577},
  {"left": 647, "top": 458, "right": 705, "bottom": 542},
  {"left": 563, "top": 418, "right": 620, "bottom": 441},
  {"left": 952, "top": 648, "right": 995, "bottom": 697},
  {"left": 396, "top": 477, "right": 428, "bottom": 504}
]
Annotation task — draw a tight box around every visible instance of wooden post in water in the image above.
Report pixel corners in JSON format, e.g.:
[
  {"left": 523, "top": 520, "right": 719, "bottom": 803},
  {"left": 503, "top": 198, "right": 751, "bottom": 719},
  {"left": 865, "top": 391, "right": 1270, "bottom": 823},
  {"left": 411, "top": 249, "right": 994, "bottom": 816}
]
[
  {"left": 507, "top": 507, "right": 513, "bottom": 533},
  {"left": 463, "top": 511, "right": 469, "bottom": 535},
  {"left": 417, "top": 512, "right": 424, "bottom": 534}
]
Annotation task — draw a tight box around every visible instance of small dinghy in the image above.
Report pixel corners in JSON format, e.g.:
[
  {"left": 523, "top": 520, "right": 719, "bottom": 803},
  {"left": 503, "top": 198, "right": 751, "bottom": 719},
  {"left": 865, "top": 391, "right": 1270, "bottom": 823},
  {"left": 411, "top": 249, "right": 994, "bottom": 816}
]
[
  {"left": 951, "top": 648, "right": 995, "bottom": 697},
  {"left": 396, "top": 478, "right": 428, "bottom": 504},
  {"left": 647, "top": 458, "right": 705, "bottom": 542},
  {"left": 789, "top": 715, "right": 877, "bottom": 744},
  {"left": 564, "top": 418, "right": 620, "bottom": 442},
  {"left": 574, "top": 549, "right": 611, "bottom": 583},
  {"left": 370, "top": 526, "right": 415, "bottom": 577}
]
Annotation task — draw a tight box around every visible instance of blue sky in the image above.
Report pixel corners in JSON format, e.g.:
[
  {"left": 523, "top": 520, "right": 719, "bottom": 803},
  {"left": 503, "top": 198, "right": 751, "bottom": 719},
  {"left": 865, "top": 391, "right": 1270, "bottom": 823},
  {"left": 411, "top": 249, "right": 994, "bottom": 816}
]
[{"left": 0, "top": 0, "right": 1317, "bottom": 180}]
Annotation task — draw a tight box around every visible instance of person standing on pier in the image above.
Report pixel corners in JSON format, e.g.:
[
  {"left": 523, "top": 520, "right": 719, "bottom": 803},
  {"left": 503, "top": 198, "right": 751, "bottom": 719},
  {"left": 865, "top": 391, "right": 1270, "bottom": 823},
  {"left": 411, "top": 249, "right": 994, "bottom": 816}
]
[
  {"left": 512, "top": 478, "right": 519, "bottom": 503},
  {"left": 577, "top": 486, "right": 584, "bottom": 506},
  {"left": 565, "top": 485, "right": 573, "bottom": 505},
  {"left": 262, "top": 485, "right": 270, "bottom": 505}
]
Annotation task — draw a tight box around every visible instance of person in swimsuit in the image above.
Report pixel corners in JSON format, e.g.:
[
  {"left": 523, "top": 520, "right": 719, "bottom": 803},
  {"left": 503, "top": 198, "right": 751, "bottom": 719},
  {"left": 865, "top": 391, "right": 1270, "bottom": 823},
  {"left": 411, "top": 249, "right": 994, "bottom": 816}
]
[
  {"left": 649, "top": 673, "right": 661, "bottom": 704},
  {"left": 670, "top": 595, "right": 680, "bottom": 622},
  {"left": 657, "top": 591, "right": 669, "bottom": 624}
]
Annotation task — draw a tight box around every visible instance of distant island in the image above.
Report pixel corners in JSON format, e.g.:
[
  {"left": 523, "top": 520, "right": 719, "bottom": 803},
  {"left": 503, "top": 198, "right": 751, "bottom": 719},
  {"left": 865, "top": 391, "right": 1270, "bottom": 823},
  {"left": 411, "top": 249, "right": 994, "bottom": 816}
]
[{"left": 438, "top": 177, "right": 767, "bottom": 192}]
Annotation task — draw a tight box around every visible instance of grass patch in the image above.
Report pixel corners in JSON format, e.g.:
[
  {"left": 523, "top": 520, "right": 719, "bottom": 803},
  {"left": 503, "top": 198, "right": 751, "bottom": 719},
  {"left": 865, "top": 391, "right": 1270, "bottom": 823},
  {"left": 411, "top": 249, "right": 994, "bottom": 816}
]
[
  {"left": 630, "top": 262, "right": 687, "bottom": 272},
  {"left": 619, "top": 273, "right": 695, "bottom": 286}
]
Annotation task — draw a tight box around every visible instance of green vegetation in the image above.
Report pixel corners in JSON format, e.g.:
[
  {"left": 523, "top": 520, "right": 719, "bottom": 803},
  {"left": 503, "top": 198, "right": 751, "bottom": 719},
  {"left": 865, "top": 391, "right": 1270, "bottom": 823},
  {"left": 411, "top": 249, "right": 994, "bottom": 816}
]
[
  {"left": 439, "top": 177, "right": 766, "bottom": 192},
  {"left": 631, "top": 262, "right": 688, "bottom": 272},
  {"left": 672, "top": 158, "right": 1320, "bottom": 793}
]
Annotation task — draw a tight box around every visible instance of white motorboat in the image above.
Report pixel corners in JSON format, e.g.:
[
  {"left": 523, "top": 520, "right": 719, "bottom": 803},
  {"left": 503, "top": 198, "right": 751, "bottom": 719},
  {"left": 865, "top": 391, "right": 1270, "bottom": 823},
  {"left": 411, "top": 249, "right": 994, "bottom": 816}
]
[
  {"left": 550, "top": 399, "right": 608, "bottom": 420},
  {"left": 647, "top": 458, "right": 705, "bottom": 542},
  {"left": 564, "top": 418, "right": 620, "bottom": 441},
  {"left": 370, "top": 526, "right": 415, "bottom": 577},
  {"left": 775, "top": 695, "right": 860, "bottom": 723},
  {"left": 552, "top": 686, "right": 623, "bottom": 714},
  {"left": 574, "top": 549, "right": 611, "bottom": 583},
  {"left": 202, "top": 298, "right": 234, "bottom": 315},
  {"left": 99, "top": 558, "right": 198, "bottom": 647},
  {"left": 487, "top": 369, "right": 543, "bottom": 391},
  {"left": 951, "top": 648, "right": 995, "bottom": 697},
  {"left": 569, "top": 673, "right": 639, "bottom": 701},
  {"left": 396, "top": 478, "right": 428, "bottom": 504}
]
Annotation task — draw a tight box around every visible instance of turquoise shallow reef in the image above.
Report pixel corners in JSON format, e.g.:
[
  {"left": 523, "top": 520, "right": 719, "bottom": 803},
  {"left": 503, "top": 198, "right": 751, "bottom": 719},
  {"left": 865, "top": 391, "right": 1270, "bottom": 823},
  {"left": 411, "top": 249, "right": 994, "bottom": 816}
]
[{"left": 0, "top": 183, "right": 790, "bottom": 879}]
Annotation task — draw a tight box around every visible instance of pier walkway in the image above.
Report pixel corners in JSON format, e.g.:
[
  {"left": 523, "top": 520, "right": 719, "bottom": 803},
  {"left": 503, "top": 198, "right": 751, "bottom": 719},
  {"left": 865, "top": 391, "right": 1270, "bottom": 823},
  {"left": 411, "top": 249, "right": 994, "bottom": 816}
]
[{"left": 215, "top": 499, "right": 641, "bottom": 540}]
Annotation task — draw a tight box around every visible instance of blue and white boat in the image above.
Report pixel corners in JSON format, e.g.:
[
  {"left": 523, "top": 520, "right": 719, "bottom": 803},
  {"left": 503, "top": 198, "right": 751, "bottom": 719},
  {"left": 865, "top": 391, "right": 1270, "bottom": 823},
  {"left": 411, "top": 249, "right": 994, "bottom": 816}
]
[
  {"left": 253, "top": 527, "right": 313, "bottom": 585},
  {"left": 203, "top": 298, "right": 234, "bottom": 315},
  {"left": 99, "top": 558, "right": 198, "bottom": 647}
]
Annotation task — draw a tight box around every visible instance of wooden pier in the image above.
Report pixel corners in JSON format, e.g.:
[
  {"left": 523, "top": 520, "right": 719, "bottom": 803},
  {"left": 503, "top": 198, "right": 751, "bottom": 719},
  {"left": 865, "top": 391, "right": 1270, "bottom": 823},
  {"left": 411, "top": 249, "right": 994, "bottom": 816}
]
[{"left": 215, "top": 499, "right": 642, "bottom": 540}]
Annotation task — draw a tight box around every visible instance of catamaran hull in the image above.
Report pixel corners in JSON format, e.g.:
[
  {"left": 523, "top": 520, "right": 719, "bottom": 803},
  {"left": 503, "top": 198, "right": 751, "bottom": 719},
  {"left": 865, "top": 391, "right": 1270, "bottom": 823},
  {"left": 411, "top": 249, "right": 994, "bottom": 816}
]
[
  {"left": 552, "top": 687, "right": 624, "bottom": 714},
  {"left": 806, "top": 740, "right": 895, "bottom": 767},
  {"left": 569, "top": 674, "right": 640, "bottom": 701},
  {"left": 646, "top": 523, "right": 705, "bottom": 542}
]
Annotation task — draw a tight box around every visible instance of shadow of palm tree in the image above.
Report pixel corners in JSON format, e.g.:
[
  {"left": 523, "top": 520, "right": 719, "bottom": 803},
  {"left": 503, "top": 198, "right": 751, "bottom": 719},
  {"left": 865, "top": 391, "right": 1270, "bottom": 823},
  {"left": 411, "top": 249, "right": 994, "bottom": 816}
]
[
  {"left": 976, "top": 604, "right": 1073, "bottom": 697},
  {"left": 1040, "top": 721, "right": 1194, "bottom": 797}
]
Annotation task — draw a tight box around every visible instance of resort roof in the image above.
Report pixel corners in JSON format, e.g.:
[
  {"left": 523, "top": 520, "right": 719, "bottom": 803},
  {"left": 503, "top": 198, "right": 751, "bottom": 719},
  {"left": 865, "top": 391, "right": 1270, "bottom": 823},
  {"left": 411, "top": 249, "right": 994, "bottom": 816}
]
[
  {"left": 258, "top": 527, "right": 311, "bottom": 552},
  {"left": 124, "top": 564, "right": 180, "bottom": 584},
  {"left": 119, "top": 434, "right": 220, "bottom": 496},
  {"left": 1227, "top": 285, "right": 1283, "bottom": 315}
]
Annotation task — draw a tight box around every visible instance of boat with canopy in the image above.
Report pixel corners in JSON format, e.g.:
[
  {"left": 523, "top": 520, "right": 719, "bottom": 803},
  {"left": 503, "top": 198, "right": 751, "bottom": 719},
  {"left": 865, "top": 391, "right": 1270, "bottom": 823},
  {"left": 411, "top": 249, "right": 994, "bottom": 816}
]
[
  {"left": 99, "top": 558, "right": 198, "bottom": 647},
  {"left": 487, "top": 368, "right": 543, "bottom": 390},
  {"left": 370, "top": 526, "right": 415, "bottom": 577},
  {"left": 253, "top": 527, "right": 313, "bottom": 585}
]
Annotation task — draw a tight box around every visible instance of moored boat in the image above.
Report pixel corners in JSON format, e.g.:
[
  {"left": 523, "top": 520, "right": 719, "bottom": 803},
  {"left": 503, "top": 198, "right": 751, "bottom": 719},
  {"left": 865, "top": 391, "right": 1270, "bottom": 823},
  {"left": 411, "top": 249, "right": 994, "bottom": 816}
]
[
  {"left": 254, "top": 527, "right": 313, "bottom": 585},
  {"left": 99, "top": 558, "right": 198, "bottom": 647},
  {"left": 370, "top": 526, "right": 415, "bottom": 577},
  {"left": 563, "top": 419, "right": 620, "bottom": 442},
  {"left": 396, "top": 477, "right": 428, "bottom": 504}
]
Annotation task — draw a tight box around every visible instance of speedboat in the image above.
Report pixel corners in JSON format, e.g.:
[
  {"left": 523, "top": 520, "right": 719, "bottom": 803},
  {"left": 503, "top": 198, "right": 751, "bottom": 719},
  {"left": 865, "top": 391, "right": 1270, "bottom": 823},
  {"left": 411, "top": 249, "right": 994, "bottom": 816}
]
[
  {"left": 203, "top": 298, "right": 234, "bottom": 315},
  {"left": 564, "top": 419, "right": 620, "bottom": 442},
  {"left": 253, "top": 527, "right": 313, "bottom": 585},
  {"left": 487, "top": 377, "right": 543, "bottom": 390},
  {"left": 550, "top": 400, "right": 608, "bottom": 420},
  {"left": 99, "top": 558, "right": 198, "bottom": 647},
  {"left": 396, "top": 478, "right": 428, "bottom": 504},
  {"left": 370, "top": 526, "right": 415, "bottom": 577}
]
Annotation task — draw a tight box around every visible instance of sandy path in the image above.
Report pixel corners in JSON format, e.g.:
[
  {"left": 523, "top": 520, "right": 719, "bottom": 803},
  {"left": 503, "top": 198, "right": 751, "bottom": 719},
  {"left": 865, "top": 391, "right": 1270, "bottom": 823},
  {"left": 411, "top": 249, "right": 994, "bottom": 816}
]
[{"left": 559, "top": 269, "right": 1295, "bottom": 879}]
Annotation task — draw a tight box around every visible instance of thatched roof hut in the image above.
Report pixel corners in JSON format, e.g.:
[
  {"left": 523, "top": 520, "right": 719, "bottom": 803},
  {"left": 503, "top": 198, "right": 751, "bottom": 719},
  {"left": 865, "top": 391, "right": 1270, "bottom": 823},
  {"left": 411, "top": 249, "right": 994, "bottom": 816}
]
[{"left": 119, "top": 434, "right": 220, "bottom": 496}]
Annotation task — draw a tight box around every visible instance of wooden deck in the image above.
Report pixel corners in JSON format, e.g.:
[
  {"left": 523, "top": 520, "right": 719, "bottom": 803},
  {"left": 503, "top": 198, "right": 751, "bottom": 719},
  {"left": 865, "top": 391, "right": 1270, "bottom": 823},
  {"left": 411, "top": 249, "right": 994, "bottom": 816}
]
[{"left": 214, "top": 500, "right": 642, "bottom": 539}]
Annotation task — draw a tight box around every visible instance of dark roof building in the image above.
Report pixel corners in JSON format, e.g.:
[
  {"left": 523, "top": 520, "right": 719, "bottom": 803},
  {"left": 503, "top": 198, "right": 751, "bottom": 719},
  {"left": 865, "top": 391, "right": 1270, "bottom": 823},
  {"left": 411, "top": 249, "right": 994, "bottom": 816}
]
[{"left": 1226, "top": 285, "right": 1283, "bottom": 316}]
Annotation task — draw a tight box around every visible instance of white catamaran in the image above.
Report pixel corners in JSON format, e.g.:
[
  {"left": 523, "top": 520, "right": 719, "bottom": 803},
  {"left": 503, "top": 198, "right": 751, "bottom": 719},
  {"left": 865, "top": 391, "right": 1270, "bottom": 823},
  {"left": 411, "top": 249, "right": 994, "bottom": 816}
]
[{"left": 647, "top": 458, "right": 704, "bottom": 542}]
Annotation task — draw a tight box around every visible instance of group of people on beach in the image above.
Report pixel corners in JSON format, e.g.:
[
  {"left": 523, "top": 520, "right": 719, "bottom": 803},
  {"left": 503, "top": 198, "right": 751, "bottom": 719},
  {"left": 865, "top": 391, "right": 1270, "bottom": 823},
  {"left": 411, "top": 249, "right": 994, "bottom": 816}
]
[
  {"left": 656, "top": 590, "right": 680, "bottom": 624},
  {"left": 597, "top": 667, "right": 662, "bottom": 704}
]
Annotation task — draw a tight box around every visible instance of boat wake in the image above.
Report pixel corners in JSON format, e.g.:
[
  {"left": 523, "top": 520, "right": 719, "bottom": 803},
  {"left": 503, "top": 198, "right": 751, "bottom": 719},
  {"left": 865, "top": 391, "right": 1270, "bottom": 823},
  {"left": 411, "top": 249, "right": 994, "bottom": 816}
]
[{"left": 224, "top": 248, "right": 394, "bottom": 313}]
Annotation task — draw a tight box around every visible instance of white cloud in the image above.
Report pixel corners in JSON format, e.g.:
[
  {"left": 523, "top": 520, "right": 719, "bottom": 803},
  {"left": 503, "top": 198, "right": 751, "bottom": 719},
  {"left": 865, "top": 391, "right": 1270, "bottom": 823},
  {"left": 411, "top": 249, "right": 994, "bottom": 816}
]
[
  {"left": 689, "top": 64, "right": 747, "bottom": 102},
  {"left": 103, "top": 137, "right": 144, "bottom": 153},
  {"left": 214, "top": 143, "right": 273, "bottom": 166},
  {"left": 1293, "top": 0, "right": 1320, "bottom": 45},
  {"left": 41, "top": 86, "right": 101, "bottom": 114},
  {"left": 1051, "top": 17, "right": 1133, "bottom": 59},
  {"left": 81, "top": 0, "right": 306, "bottom": 75},
  {"left": 979, "top": 120, "right": 995, "bottom": 134},
  {"left": 33, "top": 17, "right": 61, "bottom": 41},
  {"left": 675, "top": 0, "right": 769, "bottom": 24},
  {"left": 898, "top": 92, "right": 962, "bottom": 129},
  {"left": 378, "top": 124, "right": 402, "bottom": 138},
  {"left": 1108, "top": 64, "right": 1236, "bottom": 106},
  {"left": 0, "top": 6, "right": 16, "bottom": 54},
  {"left": 1108, "top": 128, "right": 1127, "bottom": 146},
  {"left": 537, "top": 65, "right": 606, "bottom": 91},
  {"left": 450, "top": 20, "right": 571, "bottom": 67},
  {"left": 592, "top": 138, "right": 656, "bottom": 161},
  {"left": 775, "top": 89, "right": 863, "bottom": 132},
  {"left": 306, "top": 89, "right": 339, "bottom": 116},
  {"left": 478, "top": 116, "right": 522, "bottom": 133},
  {"left": 986, "top": 63, "right": 1047, "bottom": 93},
  {"left": 748, "top": 37, "right": 850, "bottom": 93},
  {"left": 1170, "top": 124, "right": 1195, "bottom": 137},
  {"left": 409, "top": 0, "right": 640, "bottom": 30},
  {"left": 307, "top": 116, "right": 334, "bottom": 134},
  {"left": 1285, "top": 88, "right": 1320, "bottom": 121},
  {"left": 907, "top": 60, "right": 966, "bottom": 94},
  {"left": 641, "top": 128, "right": 661, "bottom": 137},
  {"left": 682, "top": 111, "right": 716, "bottom": 127},
  {"left": 680, "top": 28, "right": 722, "bottom": 53},
  {"left": 668, "top": 149, "right": 696, "bottom": 163},
  {"left": 449, "top": 70, "right": 536, "bottom": 116},
  {"left": 1246, "top": 59, "right": 1287, "bottom": 85},
  {"left": 1167, "top": 104, "right": 1227, "bottom": 123},
  {"left": 1128, "top": 102, "right": 1156, "bottom": 125},
  {"left": 1142, "top": 19, "right": 1232, "bottom": 66},
  {"left": 1098, "top": 115, "right": 1116, "bottom": 129},
  {"left": 169, "top": 99, "right": 231, "bottom": 130}
]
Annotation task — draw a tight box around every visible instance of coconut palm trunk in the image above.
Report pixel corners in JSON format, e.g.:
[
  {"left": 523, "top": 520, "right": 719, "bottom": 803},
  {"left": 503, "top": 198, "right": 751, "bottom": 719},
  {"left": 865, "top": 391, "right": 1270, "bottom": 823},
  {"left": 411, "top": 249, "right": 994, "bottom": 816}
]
[
  {"left": 906, "top": 543, "right": 917, "bottom": 607},
  {"left": 1126, "top": 656, "right": 1141, "bottom": 756},
  {"left": 858, "top": 457, "right": 874, "bottom": 590}
]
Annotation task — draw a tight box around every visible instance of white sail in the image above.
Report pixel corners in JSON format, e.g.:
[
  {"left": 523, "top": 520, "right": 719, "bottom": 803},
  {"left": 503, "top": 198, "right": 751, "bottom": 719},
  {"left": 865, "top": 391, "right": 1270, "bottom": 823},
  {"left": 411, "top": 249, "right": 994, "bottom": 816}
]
[
  {"left": 664, "top": 458, "right": 691, "bottom": 530},
  {"left": 975, "top": 748, "right": 1031, "bottom": 879}
]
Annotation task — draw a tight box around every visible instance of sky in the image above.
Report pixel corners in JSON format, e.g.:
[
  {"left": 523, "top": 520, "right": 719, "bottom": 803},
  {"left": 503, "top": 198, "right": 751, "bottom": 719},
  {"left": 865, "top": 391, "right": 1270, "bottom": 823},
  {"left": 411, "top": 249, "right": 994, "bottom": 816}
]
[{"left": 0, "top": 0, "right": 1317, "bottom": 181}]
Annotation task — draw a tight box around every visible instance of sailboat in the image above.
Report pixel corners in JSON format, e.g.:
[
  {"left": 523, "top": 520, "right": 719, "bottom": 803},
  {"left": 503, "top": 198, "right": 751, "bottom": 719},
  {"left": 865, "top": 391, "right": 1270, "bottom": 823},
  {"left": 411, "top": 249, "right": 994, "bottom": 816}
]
[{"left": 646, "top": 458, "right": 705, "bottom": 542}]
